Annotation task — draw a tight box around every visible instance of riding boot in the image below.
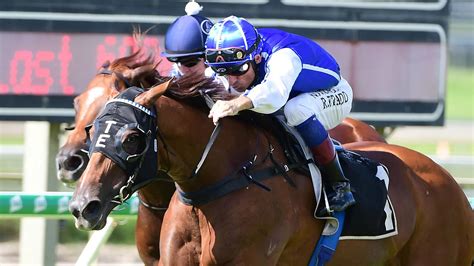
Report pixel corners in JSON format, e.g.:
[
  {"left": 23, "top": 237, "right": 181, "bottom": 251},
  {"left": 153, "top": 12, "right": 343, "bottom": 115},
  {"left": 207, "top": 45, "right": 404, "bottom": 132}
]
[
  {"left": 310, "top": 137, "right": 356, "bottom": 212},
  {"left": 295, "top": 115, "right": 356, "bottom": 213}
]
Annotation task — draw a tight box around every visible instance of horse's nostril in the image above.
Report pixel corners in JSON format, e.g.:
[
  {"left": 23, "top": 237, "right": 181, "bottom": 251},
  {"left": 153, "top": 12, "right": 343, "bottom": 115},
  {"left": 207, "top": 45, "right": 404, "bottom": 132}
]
[
  {"left": 82, "top": 200, "right": 102, "bottom": 221},
  {"left": 64, "top": 155, "right": 83, "bottom": 171},
  {"left": 70, "top": 202, "right": 81, "bottom": 219},
  {"left": 71, "top": 208, "right": 80, "bottom": 219}
]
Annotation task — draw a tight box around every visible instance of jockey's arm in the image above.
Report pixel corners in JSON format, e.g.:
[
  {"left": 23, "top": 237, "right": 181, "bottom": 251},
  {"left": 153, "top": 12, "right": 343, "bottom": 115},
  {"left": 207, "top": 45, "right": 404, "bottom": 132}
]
[
  {"left": 208, "top": 49, "right": 302, "bottom": 124},
  {"left": 245, "top": 48, "right": 302, "bottom": 114}
]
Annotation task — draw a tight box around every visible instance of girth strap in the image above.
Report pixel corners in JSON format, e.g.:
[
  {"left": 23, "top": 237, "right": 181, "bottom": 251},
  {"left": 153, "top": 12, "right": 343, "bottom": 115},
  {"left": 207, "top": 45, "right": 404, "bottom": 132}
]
[{"left": 177, "top": 160, "right": 309, "bottom": 206}]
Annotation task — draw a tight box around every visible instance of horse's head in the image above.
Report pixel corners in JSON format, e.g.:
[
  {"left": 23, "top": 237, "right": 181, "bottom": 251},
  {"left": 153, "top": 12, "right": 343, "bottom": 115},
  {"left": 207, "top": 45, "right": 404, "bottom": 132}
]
[
  {"left": 56, "top": 48, "right": 160, "bottom": 185},
  {"left": 69, "top": 80, "right": 172, "bottom": 230}
]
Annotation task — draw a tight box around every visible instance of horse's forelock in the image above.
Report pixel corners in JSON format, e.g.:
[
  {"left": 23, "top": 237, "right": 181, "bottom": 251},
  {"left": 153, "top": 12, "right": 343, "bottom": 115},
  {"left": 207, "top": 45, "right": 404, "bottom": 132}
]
[
  {"left": 109, "top": 49, "right": 152, "bottom": 72},
  {"left": 104, "top": 30, "right": 162, "bottom": 86},
  {"left": 104, "top": 49, "right": 162, "bottom": 89}
]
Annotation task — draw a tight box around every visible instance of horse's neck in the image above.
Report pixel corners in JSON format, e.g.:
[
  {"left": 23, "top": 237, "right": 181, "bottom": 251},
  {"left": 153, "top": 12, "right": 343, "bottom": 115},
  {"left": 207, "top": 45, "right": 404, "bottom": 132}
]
[
  {"left": 138, "top": 176, "right": 176, "bottom": 208},
  {"left": 155, "top": 96, "right": 269, "bottom": 192}
]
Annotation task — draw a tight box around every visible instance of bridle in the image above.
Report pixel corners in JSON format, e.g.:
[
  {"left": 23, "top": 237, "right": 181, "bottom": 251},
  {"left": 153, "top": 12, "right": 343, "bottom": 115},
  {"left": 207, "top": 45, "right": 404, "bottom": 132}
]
[
  {"left": 81, "top": 68, "right": 170, "bottom": 211},
  {"left": 88, "top": 87, "right": 158, "bottom": 206}
]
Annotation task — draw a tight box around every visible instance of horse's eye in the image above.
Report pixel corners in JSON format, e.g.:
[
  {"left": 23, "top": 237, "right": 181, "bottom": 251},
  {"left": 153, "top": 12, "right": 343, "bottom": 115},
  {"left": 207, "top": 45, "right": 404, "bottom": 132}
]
[
  {"left": 123, "top": 132, "right": 147, "bottom": 155},
  {"left": 126, "top": 134, "right": 139, "bottom": 143}
]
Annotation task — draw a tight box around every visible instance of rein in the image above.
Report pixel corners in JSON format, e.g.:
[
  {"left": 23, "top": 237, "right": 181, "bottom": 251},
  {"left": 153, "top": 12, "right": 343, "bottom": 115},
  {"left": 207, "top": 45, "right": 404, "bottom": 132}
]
[
  {"left": 170, "top": 92, "right": 309, "bottom": 205},
  {"left": 105, "top": 88, "right": 223, "bottom": 210},
  {"left": 177, "top": 140, "right": 307, "bottom": 206},
  {"left": 189, "top": 91, "right": 221, "bottom": 179},
  {"left": 177, "top": 111, "right": 309, "bottom": 205},
  {"left": 111, "top": 154, "right": 147, "bottom": 205},
  {"left": 138, "top": 193, "right": 168, "bottom": 212},
  {"left": 94, "top": 82, "right": 306, "bottom": 208},
  {"left": 189, "top": 124, "right": 221, "bottom": 179},
  {"left": 114, "top": 91, "right": 220, "bottom": 210}
]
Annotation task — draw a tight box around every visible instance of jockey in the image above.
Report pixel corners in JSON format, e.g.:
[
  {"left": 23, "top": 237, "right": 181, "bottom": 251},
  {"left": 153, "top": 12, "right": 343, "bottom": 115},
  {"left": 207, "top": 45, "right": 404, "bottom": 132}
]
[
  {"left": 161, "top": 2, "right": 214, "bottom": 78},
  {"left": 205, "top": 16, "right": 355, "bottom": 212},
  {"left": 161, "top": 2, "right": 230, "bottom": 91}
]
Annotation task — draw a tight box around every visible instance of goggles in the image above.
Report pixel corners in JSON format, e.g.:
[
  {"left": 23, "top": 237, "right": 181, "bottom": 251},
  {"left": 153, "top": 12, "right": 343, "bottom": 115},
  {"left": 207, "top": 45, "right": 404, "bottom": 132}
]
[
  {"left": 206, "top": 47, "right": 248, "bottom": 65},
  {"left": 205, "top": 34, "right": 261, "bottom": 64},
  {"left": 167, "top": 55, "right": 203, "bottom": 68},
  {"left": 211, "top": 61, "right": 251, "bottom": 76}
]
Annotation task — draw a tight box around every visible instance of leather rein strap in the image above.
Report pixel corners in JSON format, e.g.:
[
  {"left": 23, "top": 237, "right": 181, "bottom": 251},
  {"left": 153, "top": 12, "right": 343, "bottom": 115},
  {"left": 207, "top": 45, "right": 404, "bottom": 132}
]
[
  {"left": 188, "top": 92, "right": 221, "bottom": 179},
  {"left": 178, "top": 145, "right": 309, "bottom": 206},
  {"left": 179, "top": 92, "right": 310, "bottom": 205}
]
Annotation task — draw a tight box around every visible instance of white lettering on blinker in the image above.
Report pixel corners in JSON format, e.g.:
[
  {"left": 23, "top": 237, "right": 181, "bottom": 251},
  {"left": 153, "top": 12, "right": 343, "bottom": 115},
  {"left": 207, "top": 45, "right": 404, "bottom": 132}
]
[
  {"left": 96, "top": 134, "right": 110, "bottom": 148},
  {"left": 95, "top": 120, "right": 117, "bottom": 148},
  {"left": 104, "top": 120, "right": 117, "bottom": 133}
]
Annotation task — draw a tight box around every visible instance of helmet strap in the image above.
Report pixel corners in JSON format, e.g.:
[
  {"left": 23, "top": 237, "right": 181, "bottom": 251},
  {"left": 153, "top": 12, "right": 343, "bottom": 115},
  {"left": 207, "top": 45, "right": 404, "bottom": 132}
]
[
  {"left": 249, "top": 60, "right": 260, "bottom": 89},
  {"left": 247, "top": 32, "right": 261, "bottom": 60}
]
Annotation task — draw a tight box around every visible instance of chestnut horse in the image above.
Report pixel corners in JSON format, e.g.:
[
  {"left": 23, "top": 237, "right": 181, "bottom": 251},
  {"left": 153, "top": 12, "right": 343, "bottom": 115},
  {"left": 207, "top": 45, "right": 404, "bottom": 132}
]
[
  {"left": 69, "top": 77, "right": 474, "bottom": 265},
  {"left": 57, "top": 48, "right": 385, "bottom": 263},
  {"left": 55, "top": 50, "right": 175, "bottom": 264}
]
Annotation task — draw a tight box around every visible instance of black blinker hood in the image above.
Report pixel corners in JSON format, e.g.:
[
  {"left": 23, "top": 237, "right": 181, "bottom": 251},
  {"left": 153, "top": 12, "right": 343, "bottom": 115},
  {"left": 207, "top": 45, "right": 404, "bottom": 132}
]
[{"left": 89, "top": 86, "right": 158, "bottom": 191}]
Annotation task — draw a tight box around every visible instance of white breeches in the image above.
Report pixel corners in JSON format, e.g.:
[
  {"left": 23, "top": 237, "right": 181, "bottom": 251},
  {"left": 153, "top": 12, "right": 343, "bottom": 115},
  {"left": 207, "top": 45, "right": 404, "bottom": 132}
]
[{"left": 284, "top": 78, "right": 353, "bottom": 130}]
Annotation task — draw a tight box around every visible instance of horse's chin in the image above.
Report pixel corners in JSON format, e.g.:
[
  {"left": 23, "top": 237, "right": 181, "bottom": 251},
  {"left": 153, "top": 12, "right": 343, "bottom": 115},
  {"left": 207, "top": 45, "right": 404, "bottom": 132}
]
[{"left": 74, "top": 216, "right": 107, "bottom": 231}]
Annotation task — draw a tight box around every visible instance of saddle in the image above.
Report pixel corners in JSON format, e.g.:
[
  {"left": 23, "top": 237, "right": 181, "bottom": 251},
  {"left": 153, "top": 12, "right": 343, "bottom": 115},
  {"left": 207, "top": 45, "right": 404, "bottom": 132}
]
[
  {"left": 178, "top": 99, "right": 395, "bottom": 240},
  {"left": 271, "top": 114, "right": 397, "bottom": 240}
]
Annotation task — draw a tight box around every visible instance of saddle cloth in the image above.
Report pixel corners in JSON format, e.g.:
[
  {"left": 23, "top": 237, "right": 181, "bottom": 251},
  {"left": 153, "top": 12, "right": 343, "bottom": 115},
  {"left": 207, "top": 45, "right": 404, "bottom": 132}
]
[
  {"left": 318, "top": 150, "right": 398, "bottom": 240},
  {"left": 274, "top": 114, "right": 397, "bottom": 239}
]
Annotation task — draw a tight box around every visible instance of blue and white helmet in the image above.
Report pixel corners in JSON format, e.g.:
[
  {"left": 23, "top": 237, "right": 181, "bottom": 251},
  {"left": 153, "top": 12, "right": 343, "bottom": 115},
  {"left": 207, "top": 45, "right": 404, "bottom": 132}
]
[
  {"left": 205, "top": 16, "right": 263, "bottom": 75},
  {"left": 161, "top": 15, "right": 213, "bottom": 61}
]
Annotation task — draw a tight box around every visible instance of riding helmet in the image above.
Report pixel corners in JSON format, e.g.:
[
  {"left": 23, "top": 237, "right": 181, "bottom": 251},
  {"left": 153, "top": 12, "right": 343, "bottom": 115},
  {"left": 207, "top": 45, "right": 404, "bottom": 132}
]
[
  {"left": 161, "top": 15, "right": 214, "bottom": 59},
  {"left": 205, "top": 16, "right": 263, "bottom": 70}
]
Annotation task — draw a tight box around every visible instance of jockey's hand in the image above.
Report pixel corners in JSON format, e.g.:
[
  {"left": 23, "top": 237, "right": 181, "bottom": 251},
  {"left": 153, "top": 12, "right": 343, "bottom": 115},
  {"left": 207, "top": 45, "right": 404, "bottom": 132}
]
[{"left": 208, "top": 96, "right": 253, "bottom": 125}]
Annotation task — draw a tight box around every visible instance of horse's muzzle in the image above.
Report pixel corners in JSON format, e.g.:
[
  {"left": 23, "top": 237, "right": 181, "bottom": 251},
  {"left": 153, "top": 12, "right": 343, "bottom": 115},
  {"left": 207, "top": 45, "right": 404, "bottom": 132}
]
[
  {"left": 56, "top": 150, "right": 89, "bottom": 184},
  {"left": 69, "top": 197, "right": 106, "bottom": 230}
]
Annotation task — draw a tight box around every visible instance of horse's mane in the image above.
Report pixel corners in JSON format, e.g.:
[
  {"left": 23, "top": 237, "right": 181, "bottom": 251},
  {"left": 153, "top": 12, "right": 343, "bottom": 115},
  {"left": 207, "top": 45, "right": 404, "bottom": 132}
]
[
  {"left": 99, "top": 30, "right": 279, "bottom": 136},
  {"left": 101, "top": 30, "right": 165, "bottom": 88},
  {"left": 166, "top": 72, "right": 234, "bottom": 102},
  {"left": 109, "top": 51, "right": 154, "bottom": 71},
  {"left": 164, "top": 73, "right": 280, "bottom": 137}
]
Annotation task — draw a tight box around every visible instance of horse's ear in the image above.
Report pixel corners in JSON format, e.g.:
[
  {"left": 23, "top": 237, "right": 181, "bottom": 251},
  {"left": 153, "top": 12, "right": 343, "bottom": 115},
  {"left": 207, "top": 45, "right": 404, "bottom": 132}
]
[
  {"left": 123, "top": 64, "right": 156, "bottom": 81},
  {"left": 101, "top": 60, "right": 111, "bottom": 69},
  {"left": 110, "top": 90, "right": 120, "bottom": 99},
  {"left": 135, "top": 78, "right": 174, "bottom": 107}
]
